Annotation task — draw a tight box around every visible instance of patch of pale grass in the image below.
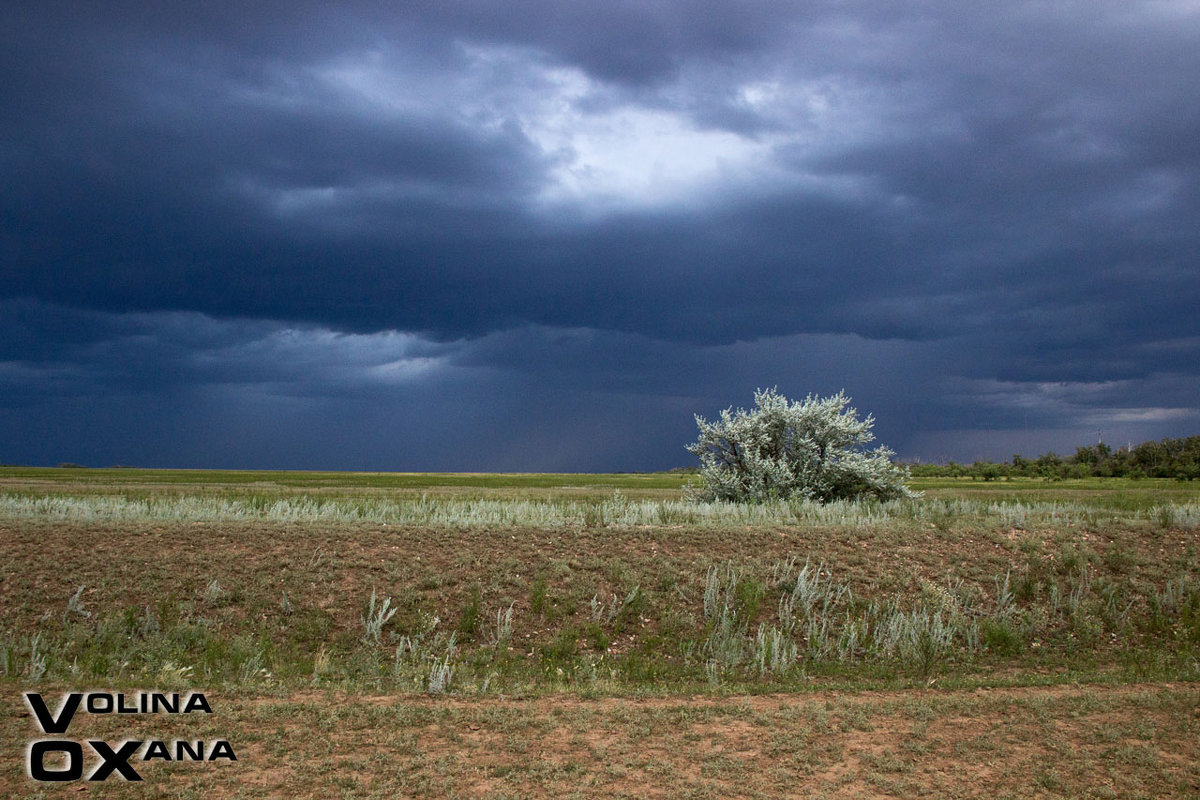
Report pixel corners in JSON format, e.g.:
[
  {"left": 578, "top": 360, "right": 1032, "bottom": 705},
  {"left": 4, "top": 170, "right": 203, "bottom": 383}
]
[{"left": 0, "top": 491, "right": 1137, "bottom": 529}]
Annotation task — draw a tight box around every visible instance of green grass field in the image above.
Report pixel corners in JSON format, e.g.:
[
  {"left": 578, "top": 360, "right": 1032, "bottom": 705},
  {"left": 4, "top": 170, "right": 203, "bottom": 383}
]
[
  {"left": 2, "top": 468, "right": 1197, "bottom": 797},
  {"left": 0, "top": 465, "right": 691, "bottom": 491}
]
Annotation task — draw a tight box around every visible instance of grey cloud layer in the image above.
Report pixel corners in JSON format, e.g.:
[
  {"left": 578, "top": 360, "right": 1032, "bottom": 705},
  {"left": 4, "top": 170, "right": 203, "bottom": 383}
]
[
  {"left": 2, "top": 1, "right": 1198, "bottom": 466},
  {"left": 5, "top": 300, "right": 1195, "bottom": 468}
]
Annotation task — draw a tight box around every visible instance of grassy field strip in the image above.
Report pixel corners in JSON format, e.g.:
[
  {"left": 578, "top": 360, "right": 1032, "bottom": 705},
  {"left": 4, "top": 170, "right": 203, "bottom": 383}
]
[
  {"left": 3, "top": 683, "right": 1196, "bottom": 797},
  {"left": 3, "top": 491, "right": 1199, "bottom": 529},
  {"left": 4, "top": 469, "right": 1199, "bottom": 505},
  {"left": 3, "top": 517, "right": 1197, "bottom": 695},
  {"left": 0, "top": 468, "right": 693, "bottom": 490}
]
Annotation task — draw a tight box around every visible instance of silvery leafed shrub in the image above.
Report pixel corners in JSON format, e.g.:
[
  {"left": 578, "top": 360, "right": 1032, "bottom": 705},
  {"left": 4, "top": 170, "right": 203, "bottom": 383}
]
[{"left": 686, "top": 388, "right": 915, "bottom": 503}]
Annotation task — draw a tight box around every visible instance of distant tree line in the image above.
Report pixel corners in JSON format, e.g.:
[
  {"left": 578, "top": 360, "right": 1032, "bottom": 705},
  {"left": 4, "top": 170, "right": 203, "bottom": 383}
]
[{"left": 907, "top": 436, "right": 1200, "bottom": 481}]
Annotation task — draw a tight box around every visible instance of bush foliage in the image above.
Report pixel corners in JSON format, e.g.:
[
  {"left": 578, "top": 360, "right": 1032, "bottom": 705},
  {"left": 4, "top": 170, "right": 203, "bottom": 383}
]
[{"left": 686, "top": 388, "right": 913, "bottom": 503}]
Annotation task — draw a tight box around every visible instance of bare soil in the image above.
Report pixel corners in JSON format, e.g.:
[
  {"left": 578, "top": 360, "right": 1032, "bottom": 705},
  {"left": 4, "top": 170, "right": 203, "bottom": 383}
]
[{"left": 3, "top": 683, "right": 1197, "bottom": 798}]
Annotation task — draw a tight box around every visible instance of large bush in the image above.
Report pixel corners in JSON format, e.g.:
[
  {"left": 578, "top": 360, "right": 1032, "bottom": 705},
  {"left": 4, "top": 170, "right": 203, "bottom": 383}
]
[{"left": 686, "top": 388, "right": 914, "bottom": 503}]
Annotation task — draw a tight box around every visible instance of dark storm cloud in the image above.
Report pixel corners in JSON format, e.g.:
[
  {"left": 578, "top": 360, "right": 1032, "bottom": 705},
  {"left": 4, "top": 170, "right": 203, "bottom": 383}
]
[
  {"left": 0, "top": 301, "right": 945, "bottom": 468},
  {"left": 6, "top": 1, "right": 1198, "bottom": 341},
  {"left": 3, "top": 1, "right": 1199, "bottom": 467},
  {"left": 2, "top": 300, "right": 1198, "bottom": 468}
]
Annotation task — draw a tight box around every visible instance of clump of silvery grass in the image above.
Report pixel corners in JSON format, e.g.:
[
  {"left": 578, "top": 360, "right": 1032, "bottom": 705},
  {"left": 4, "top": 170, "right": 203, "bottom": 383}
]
[
  {"left": 26, "top": 634, "right": 47, "bottom": 681},
  {"left": 236, "top": 648, "right": 272, "bottom": 685},
  {"left": 0, "top": 490, "right": 1121, "bottom": 530},
  {"left": 391, "top": 626, "right": 458, "bottom": 694},
  {"left": 994, "top": 570, "right": 1014, "bottom": 616},
  {"left": 703, "top": 565, "right": 742, "bottom": 621},
  {"left": 311, "top": 646, "right": 331, "bottom": 683},
  {"left": 754, "top": 624, "right": 797, "bottom": 676},
  {"left": 362, "top": 589, "right": 397, "bottom": 644},
  {"left": 613, "top": 586, "right": 640, "bottom": 624},
  {"left": 389, "top": 610, "right": 461, "bottom": 693},
  {"left": 202, "top": 579, "right": 225, "bottom": 605},
  {"left": 427, "top": 650, "right": 455, "bottom": 695},
  {"left": 1147, "top": 503, "right": 1200, "bottom": 529},
  {"left": 700, "top": 566, "right": 748, "bottom": 668},
  {"left": 704, "top": 658, "right": 722, "bottom": 687},
  {"left": 590, "top": 587, "right": 641, "bottom": 625},
  {"left": 491, "top": 603, "right": 514, "bottom": 646},
  {"left": 692, "top": 558, "right": 1001, "bottom": 675},
  {"left": 705, "top": 602, "right": 745, "bottom": 668},
  {"left": 139, "top": 604, "right": 160, "bottom": 638},
  {"left": 1151, "top": 574, "right": 1198, "bottom": 619},
  {"left": 872, "top": 605, "right": 955, "bottom": 675},
  {"left": 1099, "top": 582, "right": 1135, "bottom": 631},
  {"left": 63, "top": 585, "right": 90, "bottom": 621},
  {"left": 777, "top": 560, "right": 849, "bottom": 632},
  {"left": 1067, "top": 566, "right": 1095, "bottom": 617}
]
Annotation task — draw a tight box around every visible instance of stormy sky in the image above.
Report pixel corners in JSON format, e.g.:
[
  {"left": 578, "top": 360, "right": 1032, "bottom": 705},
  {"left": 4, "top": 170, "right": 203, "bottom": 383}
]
[{"left": 3, "top": 1, "right": 1199, "bottom": 470}]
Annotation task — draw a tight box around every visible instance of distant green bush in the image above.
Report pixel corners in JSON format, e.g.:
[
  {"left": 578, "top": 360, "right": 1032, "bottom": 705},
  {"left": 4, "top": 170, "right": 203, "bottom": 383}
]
[{"left": 907, "top": 435, "right": 1200, "bottom": 480}]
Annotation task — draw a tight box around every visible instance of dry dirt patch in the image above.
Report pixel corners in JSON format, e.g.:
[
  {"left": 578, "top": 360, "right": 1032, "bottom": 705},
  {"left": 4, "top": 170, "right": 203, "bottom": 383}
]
[{"left": 3, "top": 683, "right": 1196, "bottom": 798}]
